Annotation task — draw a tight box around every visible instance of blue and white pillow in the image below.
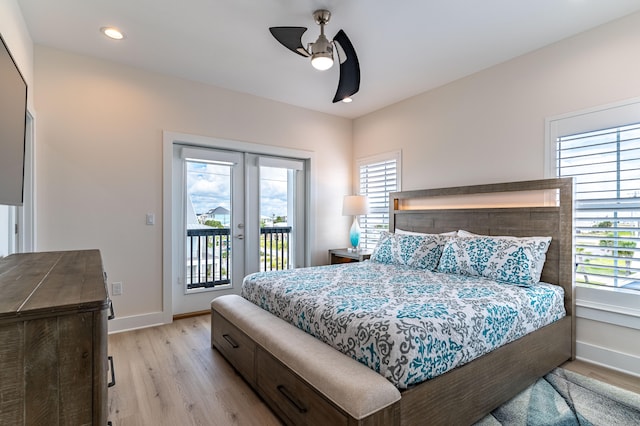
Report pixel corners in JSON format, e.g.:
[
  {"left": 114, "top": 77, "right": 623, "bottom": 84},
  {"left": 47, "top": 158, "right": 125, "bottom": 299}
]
[
  {"left": 437, "top": 235, "right": 551, "bottom": 285},
  {"left": 457, "top": 230, "right": 551, "bottom": 281},
  {"left": 371, "top": 231, "right": 446, "bottom": 270}
]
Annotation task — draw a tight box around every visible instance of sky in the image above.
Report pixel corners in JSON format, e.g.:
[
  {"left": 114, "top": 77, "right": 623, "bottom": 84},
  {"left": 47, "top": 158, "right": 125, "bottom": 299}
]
[{"left": 186, "top": 161, "right": 288, "bottom": 220}]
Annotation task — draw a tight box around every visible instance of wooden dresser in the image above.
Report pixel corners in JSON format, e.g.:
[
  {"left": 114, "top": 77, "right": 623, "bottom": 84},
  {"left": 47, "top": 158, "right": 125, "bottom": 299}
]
[{"left": 0, "top": 250, "right": 110, "bottom": 425}]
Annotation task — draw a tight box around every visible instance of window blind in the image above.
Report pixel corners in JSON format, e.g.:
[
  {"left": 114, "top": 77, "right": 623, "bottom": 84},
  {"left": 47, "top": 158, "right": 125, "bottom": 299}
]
[
  {"left": 358, "top": 157, "right": 398, "bottom": 250},
  {"left": 557, "top": 123, "right": 640, "bottom": 290}
]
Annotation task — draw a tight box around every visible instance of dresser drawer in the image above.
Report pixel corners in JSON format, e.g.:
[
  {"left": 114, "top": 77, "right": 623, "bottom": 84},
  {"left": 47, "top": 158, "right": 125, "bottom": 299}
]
[
  {"left": 212, "top": 312, "right": 256, "bottom": 382},
  {"left": 256, "top": 347, "right": 348, "bottom": 426}
]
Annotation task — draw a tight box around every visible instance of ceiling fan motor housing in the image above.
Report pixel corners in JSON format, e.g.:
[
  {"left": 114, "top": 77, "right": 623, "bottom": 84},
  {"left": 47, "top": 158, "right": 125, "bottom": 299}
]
[
  {"left": 311, "top": 33, "right": 333, "bottom": 58},
  {"left": 310, "top": 9, "right": 334, "bottom": 69}
]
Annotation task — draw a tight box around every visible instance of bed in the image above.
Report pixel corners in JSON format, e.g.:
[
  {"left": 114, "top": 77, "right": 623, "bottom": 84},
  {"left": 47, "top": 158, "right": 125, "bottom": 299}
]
[{"left": 211, "top": 178, "right": 575, "bottom": 425}]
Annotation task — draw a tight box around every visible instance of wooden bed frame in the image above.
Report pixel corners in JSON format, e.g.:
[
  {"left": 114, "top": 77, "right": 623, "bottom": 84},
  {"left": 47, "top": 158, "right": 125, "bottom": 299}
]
[{"left": 211, "top": 178, "right": 575, "bottom": 425}]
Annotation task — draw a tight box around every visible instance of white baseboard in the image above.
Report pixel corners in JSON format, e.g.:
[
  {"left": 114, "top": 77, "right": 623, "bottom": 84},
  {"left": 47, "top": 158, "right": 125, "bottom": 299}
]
[
  {"left": 576, "top": 341, "right": 640, "bottom": 378},
  {"left": 107, "top": 311, "right": 172, "bottom": 334}
]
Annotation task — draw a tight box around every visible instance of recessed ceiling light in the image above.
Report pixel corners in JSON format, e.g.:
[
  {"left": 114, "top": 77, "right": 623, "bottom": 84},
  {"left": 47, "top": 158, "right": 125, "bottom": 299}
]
[{"left": 101, "top": 27, "right": 125, "bottom": 40}]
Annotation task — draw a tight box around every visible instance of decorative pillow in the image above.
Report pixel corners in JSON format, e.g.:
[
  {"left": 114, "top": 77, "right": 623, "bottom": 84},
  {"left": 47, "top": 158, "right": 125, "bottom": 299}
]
[
  {"left": 371, "top": 231, "right": 446, "bottom": 270},
  {"left": 457, "top": 230, "right": 551, "bottom": 282},
  {"left": 396, "top": 228, "right": 457, "bottom": 237},
  {"left": 437, "top": 235, "right": 551, "bottom": 285}
]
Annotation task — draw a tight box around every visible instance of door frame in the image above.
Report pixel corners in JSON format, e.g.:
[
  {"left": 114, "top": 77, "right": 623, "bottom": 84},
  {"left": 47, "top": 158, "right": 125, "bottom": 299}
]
[{"left": 162, "top": 131, "right": 315, "bottom": 324}]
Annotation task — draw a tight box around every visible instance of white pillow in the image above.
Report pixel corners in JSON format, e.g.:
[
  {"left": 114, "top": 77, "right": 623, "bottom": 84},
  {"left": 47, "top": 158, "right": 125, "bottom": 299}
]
[
  {"left": 396, "top": 228, "right": 457, "bottom": 237},
  {"left": 457, "top": 229, "right": 549, "bottom": 244}
]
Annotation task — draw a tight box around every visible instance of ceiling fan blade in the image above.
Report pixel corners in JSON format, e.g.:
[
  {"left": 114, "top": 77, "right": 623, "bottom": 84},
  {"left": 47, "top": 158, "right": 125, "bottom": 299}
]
[
  {"left": 269, "top": 27, "right": 311, "bottom": 57},
  {"left": 332, "top": 29, "right": 360, "bottom": 103}
]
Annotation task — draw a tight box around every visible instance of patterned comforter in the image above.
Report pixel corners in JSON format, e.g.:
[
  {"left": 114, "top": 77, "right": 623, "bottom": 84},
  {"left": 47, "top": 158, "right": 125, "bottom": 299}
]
[{"left": 241, "top": 261, "right": 566, "bottom": 389}]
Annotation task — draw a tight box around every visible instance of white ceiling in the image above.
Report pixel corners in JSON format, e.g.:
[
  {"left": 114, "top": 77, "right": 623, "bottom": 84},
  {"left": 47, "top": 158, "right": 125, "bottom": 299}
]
[{"left": 17, "top": 0, "right": 640, "bottom": 119}]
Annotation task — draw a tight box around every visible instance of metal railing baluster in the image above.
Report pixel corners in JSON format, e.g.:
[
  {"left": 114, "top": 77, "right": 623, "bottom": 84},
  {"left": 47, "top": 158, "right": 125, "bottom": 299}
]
[{"left": 186, "top": 226, "right": 292, "bottom": 289}]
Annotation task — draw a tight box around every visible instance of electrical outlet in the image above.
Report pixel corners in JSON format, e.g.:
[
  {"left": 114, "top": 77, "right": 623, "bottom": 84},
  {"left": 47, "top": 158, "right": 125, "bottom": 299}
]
[{"left": 112, "top": 282, "right": 123, "bottom": 296}]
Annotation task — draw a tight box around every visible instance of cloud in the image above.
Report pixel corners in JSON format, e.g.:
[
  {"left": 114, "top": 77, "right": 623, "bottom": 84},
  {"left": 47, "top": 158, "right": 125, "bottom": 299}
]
[{"left": 186, "top": 162, "right": 289, "bottom": 219}]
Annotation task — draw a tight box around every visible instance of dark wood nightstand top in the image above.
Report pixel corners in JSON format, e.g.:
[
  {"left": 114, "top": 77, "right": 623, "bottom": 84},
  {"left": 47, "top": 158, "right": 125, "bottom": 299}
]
[{"left": 328, "top": 248, "right": 372, "bottom": 264}]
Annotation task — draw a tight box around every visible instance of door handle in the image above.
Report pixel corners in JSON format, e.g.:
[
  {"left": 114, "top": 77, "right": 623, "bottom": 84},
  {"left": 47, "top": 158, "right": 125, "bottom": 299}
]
[
  {"left": 277, "top": 385, "right": 307, "bottom": 413},
  {"left": 108, "top": 355, "right": 116, "bottom": 387},
  {"left": 234, "top": 234, "right": 244, "bottom": 240},
  {"left": 108, "top": 299, "right": 115, "bottom": 320}
]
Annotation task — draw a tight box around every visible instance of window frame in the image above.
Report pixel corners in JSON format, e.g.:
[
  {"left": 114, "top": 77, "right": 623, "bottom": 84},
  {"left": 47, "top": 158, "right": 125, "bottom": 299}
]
[{"left": 546, "top": 98, "right": 640, "bottom": 332}]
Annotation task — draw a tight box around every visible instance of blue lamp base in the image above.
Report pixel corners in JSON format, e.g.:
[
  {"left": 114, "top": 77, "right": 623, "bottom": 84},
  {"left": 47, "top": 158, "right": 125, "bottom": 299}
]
[{"left": 349, "top": 217, "right": 361, "bottom": 251}]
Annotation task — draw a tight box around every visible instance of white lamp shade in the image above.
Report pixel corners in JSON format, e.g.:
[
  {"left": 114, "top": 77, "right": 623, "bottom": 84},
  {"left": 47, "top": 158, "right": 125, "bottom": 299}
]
[{"left": 342, "top": 195, "right": 370, "bottom": 216}]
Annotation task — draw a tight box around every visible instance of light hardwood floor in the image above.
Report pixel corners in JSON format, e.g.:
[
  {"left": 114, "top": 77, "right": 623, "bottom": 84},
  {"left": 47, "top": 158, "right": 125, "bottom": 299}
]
[
  {"left": 108, "top": 314, "right": 280, "bottom": 425},
  {"left": 107, "top": 314, "right": 638, "bottom": 425}
]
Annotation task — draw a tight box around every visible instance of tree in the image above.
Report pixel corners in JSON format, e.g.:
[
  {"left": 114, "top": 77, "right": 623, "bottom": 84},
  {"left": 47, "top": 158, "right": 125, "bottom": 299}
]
[
  {"left": 599, "top": 239, "right": 614, "bottom": 248},
  {"left": 618, "top": 240, "right": 637, "bottom": 272},
  {"left": 204, "top": 219, "right": 223, "bottom": 228},
  {"left": 596, "top": 221, "right": 615, "bottom": 255}
]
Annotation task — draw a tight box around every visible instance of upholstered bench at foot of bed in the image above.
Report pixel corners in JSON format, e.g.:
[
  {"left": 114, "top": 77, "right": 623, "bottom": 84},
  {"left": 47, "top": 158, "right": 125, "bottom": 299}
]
[{"left": 211, "top": 294, "right": 401, "bottom": 425}]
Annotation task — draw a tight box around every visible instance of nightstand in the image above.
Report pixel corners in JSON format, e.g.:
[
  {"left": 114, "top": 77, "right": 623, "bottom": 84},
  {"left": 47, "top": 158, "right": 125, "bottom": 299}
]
[{"left": 329, "top": 248, "right": 372, "bottom": 264}]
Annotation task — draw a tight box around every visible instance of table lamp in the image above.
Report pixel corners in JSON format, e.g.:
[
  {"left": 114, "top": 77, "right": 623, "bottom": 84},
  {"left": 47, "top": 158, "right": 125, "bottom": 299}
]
[{"left": 342, "top": 195, "right": 370, "bottom": 251}]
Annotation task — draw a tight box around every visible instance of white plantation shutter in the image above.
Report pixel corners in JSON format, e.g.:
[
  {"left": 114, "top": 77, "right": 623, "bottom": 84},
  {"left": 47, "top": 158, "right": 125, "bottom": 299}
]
[
  {"left": 557, "top": 123, "right": 640, "bottom": 290},
  {"left": 357, "top": 151, "right": 401, "bottom": 250}
]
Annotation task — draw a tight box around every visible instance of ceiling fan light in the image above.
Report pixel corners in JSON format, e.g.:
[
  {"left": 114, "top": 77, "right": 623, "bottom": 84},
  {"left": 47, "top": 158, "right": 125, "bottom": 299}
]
[
  {"left": 310, "top": 33, "right": 333, "bottom": 71},
  {"left": 311, "top": 54, "right": 333, "bottom": 71}
]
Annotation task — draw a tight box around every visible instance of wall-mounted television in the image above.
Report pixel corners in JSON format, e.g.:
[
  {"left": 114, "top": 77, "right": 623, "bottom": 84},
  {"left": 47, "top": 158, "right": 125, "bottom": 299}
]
[{"left": 0, "top": 33, "right": 28, "bottom": 206}]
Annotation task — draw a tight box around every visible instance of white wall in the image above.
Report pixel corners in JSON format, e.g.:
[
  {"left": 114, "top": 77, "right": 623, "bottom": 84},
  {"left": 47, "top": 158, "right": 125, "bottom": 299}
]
[
  {"left": 354, "top": 13, "right": 640, "bottom": 190},
  {"left": 353, "top": 12, "right": 640, "bottom": 375},
  {"left": 33, "top": 46, "right": 352, "bottom": 327}
]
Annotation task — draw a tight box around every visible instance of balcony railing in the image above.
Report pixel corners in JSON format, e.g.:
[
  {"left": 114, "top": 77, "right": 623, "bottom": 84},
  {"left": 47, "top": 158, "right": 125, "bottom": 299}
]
[
  {"left": 186, "top": 227, "right": 231, "bottom": 289},
  {"left": 186, "top": 226, "right": 292, "bottom": 290},
  {"left": 261, "top": 226, "right": 292, "bottom": 272}
]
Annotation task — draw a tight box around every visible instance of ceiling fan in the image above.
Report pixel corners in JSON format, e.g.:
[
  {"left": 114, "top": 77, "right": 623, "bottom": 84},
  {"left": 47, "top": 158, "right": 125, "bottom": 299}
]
[{"left": 269, "top": 9, "right": 360, "bottom": 103}]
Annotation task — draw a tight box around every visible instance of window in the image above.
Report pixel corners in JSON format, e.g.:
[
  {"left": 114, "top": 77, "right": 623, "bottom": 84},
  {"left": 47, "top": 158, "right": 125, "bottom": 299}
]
[
  {"left": 356, "top": 151, "right": 401, "bottom": 250},
  {"left": 549, "top": 100, "right": 640, "bottom": 292}
]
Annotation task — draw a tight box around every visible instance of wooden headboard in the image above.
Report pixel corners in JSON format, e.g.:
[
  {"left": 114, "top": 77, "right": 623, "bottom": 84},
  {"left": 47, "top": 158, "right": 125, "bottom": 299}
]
[{"left": 389, "top": 178, "right": 575, "bottom": 355}]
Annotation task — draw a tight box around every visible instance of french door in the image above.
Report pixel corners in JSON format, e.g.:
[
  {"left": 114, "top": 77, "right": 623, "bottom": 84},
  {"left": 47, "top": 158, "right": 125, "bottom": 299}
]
[
  {"left": 171, "top": 144, "right": 307, "bottom": 315},
  {"left": 245, "top": 153, "right": 306, "bottom": 274}
]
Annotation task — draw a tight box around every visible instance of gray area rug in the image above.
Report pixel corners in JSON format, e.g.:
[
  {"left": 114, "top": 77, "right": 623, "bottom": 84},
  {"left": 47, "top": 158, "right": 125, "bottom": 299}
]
[{"left": 476, "top": 368, "right": 640, "bottom": 426}]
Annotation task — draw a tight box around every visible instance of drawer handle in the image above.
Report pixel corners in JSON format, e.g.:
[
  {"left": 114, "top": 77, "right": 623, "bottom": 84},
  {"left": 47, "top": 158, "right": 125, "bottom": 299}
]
[
  {"left": 108, "top": 299, "right": 115, "bottom": 320},
  {"left": 277, "top": 385, "right": 307, "bottom": 414},
  {"left": 108, "top": 355, "right": 116, "bottom": 388},
  {"left": 222, "top": 334, "right": 239, "bottom": 349}
]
